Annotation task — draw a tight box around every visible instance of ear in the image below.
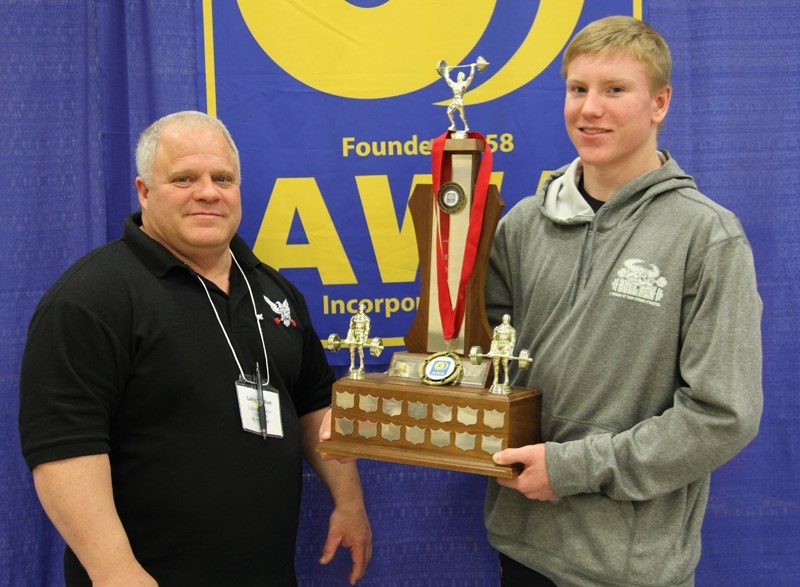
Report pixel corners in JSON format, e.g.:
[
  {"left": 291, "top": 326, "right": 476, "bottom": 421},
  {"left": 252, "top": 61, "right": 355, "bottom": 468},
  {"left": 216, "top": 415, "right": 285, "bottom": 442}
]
[
  {"left": 652, "top": 85, "right": 672, "bottom": 125},
  {"left": 135, "top": 177, "right": 149, "bottom": 210}
]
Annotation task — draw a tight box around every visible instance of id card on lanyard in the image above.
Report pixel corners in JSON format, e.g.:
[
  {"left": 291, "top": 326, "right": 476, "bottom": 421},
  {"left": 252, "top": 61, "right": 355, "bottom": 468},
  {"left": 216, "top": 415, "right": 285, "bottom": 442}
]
[
  {"left": 236, "top": 369, "right": 284, "bottom": 438},
  {"left": 198, "top": 251, "right": 285, "bottom": 440}
]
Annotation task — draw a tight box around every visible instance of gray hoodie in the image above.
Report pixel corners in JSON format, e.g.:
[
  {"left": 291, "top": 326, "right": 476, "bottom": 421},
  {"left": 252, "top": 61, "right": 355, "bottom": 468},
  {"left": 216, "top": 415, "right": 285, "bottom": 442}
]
[{"left": 484, "top": 152, "right": 762, "bottom": 586}]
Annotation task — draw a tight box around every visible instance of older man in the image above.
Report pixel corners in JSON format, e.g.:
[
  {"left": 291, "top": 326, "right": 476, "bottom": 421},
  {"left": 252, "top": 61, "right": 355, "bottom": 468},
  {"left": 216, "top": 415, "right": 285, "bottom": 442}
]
[{"left": 20, "top": 111, "right": 371, "bottom": 586}]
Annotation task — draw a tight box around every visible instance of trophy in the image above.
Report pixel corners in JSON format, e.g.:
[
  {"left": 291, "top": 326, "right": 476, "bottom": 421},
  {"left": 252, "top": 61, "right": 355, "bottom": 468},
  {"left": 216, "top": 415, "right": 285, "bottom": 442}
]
[{"left": 317, "top": 58, "right": 541, "bottom": 478}]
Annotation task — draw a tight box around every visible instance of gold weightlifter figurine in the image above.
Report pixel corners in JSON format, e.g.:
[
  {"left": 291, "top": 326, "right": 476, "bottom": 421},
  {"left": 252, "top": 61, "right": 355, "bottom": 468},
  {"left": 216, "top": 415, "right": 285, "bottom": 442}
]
[
  {"left": 327, "top": 303, "right": 384, "bottom": 380},
  {"left": 469, "top": 314, "right": 531, "bottom": 394}
]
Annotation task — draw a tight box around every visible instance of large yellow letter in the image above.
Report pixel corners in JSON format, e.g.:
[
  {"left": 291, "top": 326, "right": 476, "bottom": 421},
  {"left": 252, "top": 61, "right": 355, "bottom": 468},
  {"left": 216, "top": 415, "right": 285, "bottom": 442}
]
[
  {"left": 356, "top": 174, "right": 423, "bottom": 283},
  {"left": 356, "top": 171, "right": 505, "bottom": 283},
  {"left": 253, "top": 178, "right": 356, "bottom": 284}
]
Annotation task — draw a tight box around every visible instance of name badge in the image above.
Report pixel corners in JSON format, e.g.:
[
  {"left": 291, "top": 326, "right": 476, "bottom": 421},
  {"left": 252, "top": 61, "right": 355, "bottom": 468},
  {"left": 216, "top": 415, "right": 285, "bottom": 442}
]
[{"left": 235, "top": 378, "right": 284, "bottom": 438}]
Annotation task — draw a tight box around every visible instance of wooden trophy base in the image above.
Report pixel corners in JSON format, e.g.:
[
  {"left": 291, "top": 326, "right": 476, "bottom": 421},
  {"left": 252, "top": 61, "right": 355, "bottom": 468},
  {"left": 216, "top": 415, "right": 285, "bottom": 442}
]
[{"left": 317, "top": 372, "right": 541, "bottom": 478}]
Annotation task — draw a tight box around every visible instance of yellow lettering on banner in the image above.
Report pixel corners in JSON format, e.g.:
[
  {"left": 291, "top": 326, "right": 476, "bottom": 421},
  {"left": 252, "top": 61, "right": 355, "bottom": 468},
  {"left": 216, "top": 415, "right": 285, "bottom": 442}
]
[
  {"left": 253, "top": 178, "right": 357, "bottom": 284},
  {"left": 358, "top": 171, "right": 504, "bottom": 282},
  {"left": 489, "top": 171, "right": 505, "bottom": 191},
  {"left": 356, "top": 175, "right": 422, "bottom": 283},
  {"left": 253, "top": 172, "right": 507, "bottom": 287},
  {"left": 323, "top": 295, "right": 420, "bottom": 319},
  {"left": 342, "top": 135, "right": 432, "bottom": 158}
]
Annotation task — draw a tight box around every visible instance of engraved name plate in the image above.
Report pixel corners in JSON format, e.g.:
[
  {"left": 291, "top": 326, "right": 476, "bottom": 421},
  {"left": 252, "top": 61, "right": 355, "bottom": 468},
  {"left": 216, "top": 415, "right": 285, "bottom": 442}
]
[
  {"left": 334, "top": 417, "right": 354, "bottom": 436},
  {"left": 388, "top": 358, "right": 413, "bottom": 378},
  {"left": 459, "top": 361, "right": 491, "bottom": 388},
  {"left": 405, "top": 425, "right": 426, "bottom": 445},
  {"left": 387, "top": 352, "right": 426, "bottom": 381},
  {"left": 408, "top": 401, "right": 429, "bottom": 420},
  {"left": 381, "top": 422, "right": 401, "bottom": 441},
  {"left": 358, "top": 394, "right": 379, "bottom": 413},
  {"left": 335, "top": 391, "right": 355, "bottom": 409}
]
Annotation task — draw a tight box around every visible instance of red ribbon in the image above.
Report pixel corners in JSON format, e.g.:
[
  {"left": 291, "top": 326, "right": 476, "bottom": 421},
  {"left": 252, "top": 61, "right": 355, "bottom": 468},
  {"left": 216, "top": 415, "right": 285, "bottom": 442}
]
[{"left": 430, "top": 130, "right": 492, "bottom": 342}]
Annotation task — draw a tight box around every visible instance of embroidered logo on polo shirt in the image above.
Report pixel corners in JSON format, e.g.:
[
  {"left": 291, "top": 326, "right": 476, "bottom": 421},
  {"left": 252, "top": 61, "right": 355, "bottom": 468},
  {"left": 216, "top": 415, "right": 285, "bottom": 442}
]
[
  {"left": 610, "top": 258, "right": 667, "bottom": 307},
  {"left": 264, "top": 296, "right": 297, "bottom": 327}
]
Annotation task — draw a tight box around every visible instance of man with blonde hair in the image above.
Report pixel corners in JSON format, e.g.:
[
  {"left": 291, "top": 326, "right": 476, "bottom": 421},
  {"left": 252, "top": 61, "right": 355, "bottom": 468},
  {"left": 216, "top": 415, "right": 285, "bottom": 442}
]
[{"left": 485, "top": 16, "right": 762, "bottom": 586}]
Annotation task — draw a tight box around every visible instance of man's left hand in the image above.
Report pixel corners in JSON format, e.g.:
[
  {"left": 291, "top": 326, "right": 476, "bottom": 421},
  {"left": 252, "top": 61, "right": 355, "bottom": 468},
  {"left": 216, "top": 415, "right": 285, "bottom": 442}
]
[
  {"left": 319, "top": 497, "right": 372, "bottom": 585},
  {"left": 492, "top": 444, "right": 557, "bottom": 501}
]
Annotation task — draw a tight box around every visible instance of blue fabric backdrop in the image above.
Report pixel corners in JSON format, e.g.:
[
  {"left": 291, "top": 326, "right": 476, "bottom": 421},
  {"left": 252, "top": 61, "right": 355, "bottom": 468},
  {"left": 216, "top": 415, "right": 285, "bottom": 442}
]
[{"left": 1, "top": 1, "right": 797, "bottom": 586}]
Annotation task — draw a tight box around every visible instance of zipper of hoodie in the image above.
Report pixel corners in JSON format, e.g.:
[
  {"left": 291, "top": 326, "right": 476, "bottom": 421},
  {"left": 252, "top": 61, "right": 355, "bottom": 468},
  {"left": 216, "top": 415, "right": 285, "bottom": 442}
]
[{"left": 568, "top": 208, "right": 604, "bottom": 307}]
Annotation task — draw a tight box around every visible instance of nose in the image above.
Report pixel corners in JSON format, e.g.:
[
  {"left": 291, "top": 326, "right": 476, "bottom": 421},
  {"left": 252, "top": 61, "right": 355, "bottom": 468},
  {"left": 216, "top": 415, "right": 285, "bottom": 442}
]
[
  {"left": 580, "top": 89, "right": 604, "bottom": 118},
  {"left": 194, "top": 175, "right": 221, "bottom": 201}
]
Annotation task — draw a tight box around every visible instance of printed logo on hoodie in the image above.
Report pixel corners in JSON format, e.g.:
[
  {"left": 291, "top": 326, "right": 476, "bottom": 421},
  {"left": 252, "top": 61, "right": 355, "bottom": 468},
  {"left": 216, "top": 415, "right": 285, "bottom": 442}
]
[{"left": 609, "top": 258, "right": 667, "bottom": 307}]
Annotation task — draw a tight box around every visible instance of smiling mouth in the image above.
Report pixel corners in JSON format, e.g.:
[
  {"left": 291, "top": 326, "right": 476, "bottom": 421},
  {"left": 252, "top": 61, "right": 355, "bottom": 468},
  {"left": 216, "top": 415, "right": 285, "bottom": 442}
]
[{"left": 581, "top": 128, "right": 610, "bottom": 135}]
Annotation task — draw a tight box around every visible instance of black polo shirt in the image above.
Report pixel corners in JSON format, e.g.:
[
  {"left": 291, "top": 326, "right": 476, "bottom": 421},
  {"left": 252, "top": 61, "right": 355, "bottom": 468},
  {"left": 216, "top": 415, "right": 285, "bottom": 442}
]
[{"left": 20, "top": 212, "right": 333, "bottom": 586}]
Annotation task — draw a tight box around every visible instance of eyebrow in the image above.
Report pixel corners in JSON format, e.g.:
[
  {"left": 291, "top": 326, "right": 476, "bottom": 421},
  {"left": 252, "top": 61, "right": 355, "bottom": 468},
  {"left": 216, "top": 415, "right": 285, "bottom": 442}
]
[
  {"left": 167, "top": 165, "right": 236, "bottom": 177},
  {"left": 566, "top": 76, "right": 635, "bottom": 85}
]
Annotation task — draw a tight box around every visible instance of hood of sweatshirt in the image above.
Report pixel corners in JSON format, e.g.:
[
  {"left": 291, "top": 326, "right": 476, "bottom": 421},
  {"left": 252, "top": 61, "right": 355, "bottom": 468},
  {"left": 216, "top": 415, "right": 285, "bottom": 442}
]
[{"left": 539, "top": 150, "right": 698, "bottom": 305}]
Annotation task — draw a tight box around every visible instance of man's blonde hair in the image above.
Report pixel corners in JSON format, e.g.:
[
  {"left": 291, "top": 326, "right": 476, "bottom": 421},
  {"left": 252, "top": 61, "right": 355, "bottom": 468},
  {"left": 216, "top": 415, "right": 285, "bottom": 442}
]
[{"left": 561, "top": 15, "right": 672, "bottom": 94}]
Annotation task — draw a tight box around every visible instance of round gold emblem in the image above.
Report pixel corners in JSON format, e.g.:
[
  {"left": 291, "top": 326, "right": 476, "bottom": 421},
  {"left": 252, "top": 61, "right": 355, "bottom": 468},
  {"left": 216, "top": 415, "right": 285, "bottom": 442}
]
[
  {"left": 437, "top": 182, "right": 467, "bottom": 214},
  {"left": 419, "top": 351, "right": 463, "bottom": 385}
]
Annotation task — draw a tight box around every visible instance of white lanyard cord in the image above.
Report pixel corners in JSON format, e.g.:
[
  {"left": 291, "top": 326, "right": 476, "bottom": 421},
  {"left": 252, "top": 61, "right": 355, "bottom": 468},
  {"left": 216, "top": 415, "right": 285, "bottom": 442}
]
[
  {"left": 230, "top": 250, "right": 271, "bottom": 384},
  {"left": 196, "top": 250, "right": 270, "bottom": 383}
]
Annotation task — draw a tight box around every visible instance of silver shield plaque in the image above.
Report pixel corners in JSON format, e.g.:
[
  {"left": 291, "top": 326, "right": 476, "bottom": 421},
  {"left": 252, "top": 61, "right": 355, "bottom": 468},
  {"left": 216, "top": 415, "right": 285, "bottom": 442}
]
[
  {"left": 334, "top": 417, "right": 354, "bottom": 436},
  {"left": 408, "top": 401, "right": 429, "bottom": 420},
  {"left": 381, "top": 422, "right": 401, "bottom": 442},
  {"left": 405, "top": 425, "right": 426, "bottom": 445},
  {"left": 481, "top": 434, "right": 503, "bottom": 455},
  {"left": 483, "top": 409, "right": 506, "bottom": 429},
  {"left": 357, "top": 420, "right": 377, "bottom": 438},
  {"left": 457, "top": 406, "right": 478, "bottom": 426},
  {"left": 335, "top": 390, "right": 355, "bottom": 409},
  {"left": 430, "top": 428, "right": 451, "bottom": 447},
  {"left": 432, "top": 403, "right": 453, "bottom": 423},
  {"left": 358, "top": 394, "right": 379, "bottom": 413},
  {"left": 455, "top": 431, "right": 476, "bottom": 451},
  {"left": 382, "top": 398, "right": 403, "bottom": 417}
]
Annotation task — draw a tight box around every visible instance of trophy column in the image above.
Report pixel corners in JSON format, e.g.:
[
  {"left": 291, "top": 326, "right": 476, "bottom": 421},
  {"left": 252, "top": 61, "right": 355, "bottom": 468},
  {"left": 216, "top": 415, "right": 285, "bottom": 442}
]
[{"left": 404, "top": 136, "right": 502, "bottom": 357}]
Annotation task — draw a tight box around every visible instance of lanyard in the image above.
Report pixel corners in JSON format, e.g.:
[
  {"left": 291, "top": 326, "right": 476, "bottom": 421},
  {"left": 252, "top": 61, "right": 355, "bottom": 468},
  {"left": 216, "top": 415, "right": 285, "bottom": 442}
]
[{"left": 197, "top": 250, "right": 271, "bottom": 384}]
